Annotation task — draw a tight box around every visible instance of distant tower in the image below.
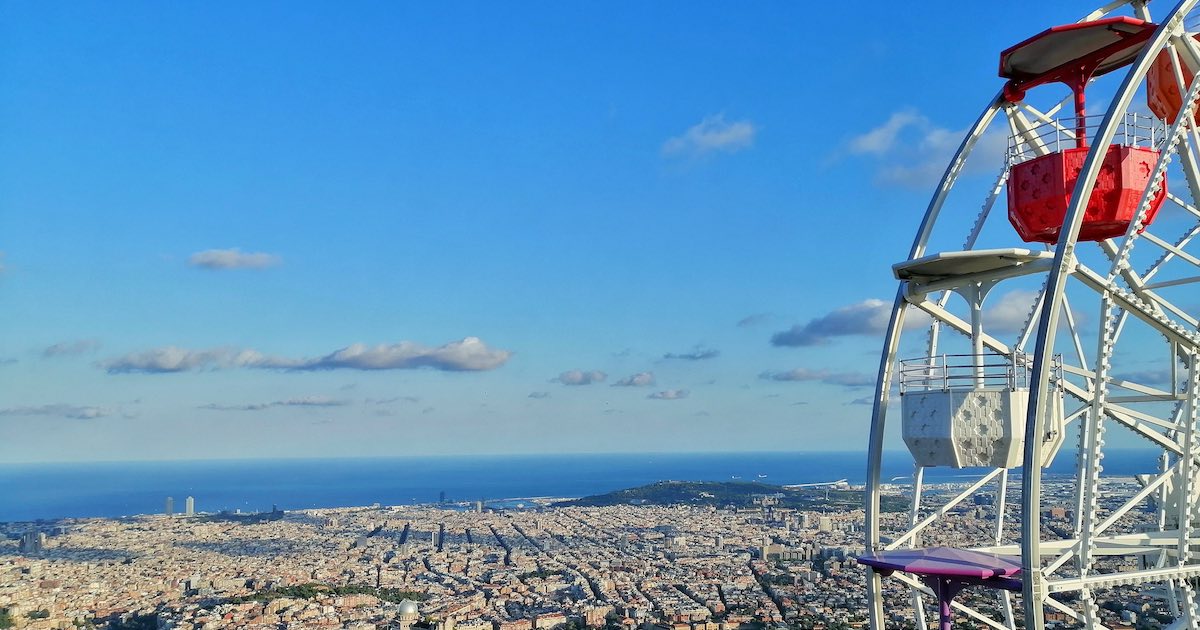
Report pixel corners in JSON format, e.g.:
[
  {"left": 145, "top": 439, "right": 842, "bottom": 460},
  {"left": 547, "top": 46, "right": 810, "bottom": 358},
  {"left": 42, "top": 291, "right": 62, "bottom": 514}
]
[
  {"left": 185, "top": 496, "right": 195, "bottom": 516},
  {"left": 165, "top": 496, "right": 174, "bottom": 517},
  {"left": 475, "top": 500, "right": 483, "bottom": 513},
  {"left": 439, "top": 490, "right": 446, "bottom": 504},
  {"left": 18, "top": 531, "right": 43, "bottom": 554}
]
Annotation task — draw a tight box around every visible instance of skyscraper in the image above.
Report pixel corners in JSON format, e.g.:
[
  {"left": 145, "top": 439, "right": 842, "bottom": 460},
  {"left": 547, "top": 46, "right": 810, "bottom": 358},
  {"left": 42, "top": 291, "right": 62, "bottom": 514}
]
[
  {"left": 185, "top": 496, "right": 195, "bottom": 516},
  {"left": 19, "top": 531, "right": 43, "bottom": 554},
  {"left": 165, "top": 496, "right": 174, "bottom": 517}
]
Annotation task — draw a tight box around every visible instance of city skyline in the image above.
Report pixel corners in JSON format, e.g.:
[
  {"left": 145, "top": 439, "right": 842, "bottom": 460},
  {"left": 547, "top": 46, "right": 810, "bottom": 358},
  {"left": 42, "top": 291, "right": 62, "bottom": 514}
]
[{"left": 0, "top": 1, "right": 1102, "bottom": 462}]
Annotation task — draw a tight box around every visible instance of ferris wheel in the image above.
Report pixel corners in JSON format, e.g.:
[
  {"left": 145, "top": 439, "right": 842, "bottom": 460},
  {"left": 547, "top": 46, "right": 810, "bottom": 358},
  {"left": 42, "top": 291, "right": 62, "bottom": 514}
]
[{"left": 860, "top": 2, "right": 1200, "bottom": 629}]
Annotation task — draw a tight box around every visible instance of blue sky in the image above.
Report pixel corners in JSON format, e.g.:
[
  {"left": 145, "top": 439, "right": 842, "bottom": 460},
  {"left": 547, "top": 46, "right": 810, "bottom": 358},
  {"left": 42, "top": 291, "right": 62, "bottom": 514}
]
[{"left": 0, "top": 1, "right": 1103, "bottom": 462}]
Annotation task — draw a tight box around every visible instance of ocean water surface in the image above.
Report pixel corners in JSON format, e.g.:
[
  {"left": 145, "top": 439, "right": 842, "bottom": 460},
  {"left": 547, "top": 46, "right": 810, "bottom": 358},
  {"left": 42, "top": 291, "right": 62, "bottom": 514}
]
[{"left": 0, "top": 449, "right": 1162, "bottom": 522}]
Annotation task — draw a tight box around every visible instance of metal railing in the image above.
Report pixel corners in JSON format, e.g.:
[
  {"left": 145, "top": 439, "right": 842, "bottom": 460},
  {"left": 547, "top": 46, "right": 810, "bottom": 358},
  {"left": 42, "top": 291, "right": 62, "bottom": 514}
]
[
  {"left": 898, "top": 352, "right": 1062, "bottom": 393},
  {"left": 1007, "top": 112, "right": 1165, "bottom": 165}
]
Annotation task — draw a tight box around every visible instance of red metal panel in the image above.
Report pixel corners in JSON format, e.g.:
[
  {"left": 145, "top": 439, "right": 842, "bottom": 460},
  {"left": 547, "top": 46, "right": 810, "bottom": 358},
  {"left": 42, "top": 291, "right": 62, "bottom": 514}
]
[
  {"left": 1147, "top": 36, "right": 1200, "bottom": 124},
  {"left": 1007, "top": 146, "right": 1165, "bottom": 244},
  {"left": 998, "top": 17, "right": 1156, "bottom": 105}
]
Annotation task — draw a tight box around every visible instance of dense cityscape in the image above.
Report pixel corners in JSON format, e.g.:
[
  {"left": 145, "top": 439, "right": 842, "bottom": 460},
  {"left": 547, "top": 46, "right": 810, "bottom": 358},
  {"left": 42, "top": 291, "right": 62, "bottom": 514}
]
[{"left": 0, "top": 476, "right": 1167, "bottom": 630}]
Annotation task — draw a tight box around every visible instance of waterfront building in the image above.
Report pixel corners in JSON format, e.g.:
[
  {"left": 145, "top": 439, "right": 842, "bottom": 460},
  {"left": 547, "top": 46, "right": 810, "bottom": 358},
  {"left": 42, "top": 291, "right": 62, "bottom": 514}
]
[
  {"left": 165, "top": 496, "right": 174, "bottom": 517},
  {"left": 185, "top": 496, "right": 195, "bottom": 516}
]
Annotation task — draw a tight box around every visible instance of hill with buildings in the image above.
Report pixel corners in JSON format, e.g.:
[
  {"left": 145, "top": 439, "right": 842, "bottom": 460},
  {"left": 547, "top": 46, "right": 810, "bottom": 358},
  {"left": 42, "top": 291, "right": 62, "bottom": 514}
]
[{"left": 555, "top": 480, "right": 906, "bottom": 512}]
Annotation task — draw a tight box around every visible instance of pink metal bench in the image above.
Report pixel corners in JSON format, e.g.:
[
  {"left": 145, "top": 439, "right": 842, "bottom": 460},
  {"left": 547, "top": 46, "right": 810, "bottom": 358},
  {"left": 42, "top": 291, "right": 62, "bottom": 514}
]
[{"left": 857, "top": 547, "right": 1022, "bottom": 630}]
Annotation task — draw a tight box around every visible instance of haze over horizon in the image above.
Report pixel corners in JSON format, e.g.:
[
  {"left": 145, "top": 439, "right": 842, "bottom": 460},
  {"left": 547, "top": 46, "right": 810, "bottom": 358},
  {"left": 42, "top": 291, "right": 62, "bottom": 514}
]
[{"left": 0, "top": 1, "right": 1096, "bottom": 463}]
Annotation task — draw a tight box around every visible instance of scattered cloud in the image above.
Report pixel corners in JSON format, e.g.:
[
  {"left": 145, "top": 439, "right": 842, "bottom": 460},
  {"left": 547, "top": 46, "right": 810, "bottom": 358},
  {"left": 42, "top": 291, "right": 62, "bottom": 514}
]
[
  {"left": 0, "top": 403, "right": 111, "bottom": 420},
  {"left": 365, "top": 396, "right": 420, "bottom": 405},
  {"left": 554, "top": 370, "right": 607, "bottom": 386},
  {"left": 0, "top": 357, "right": 17, "bottom": 366},
  {"left": 663, "top": 346, "right": 720, "bottom": 361},
  {"left": 43, "top": 339, "right": 101, "bottom": 358},
  {"left": 528, "top": 391, "right": 551, "bottom": 399},
  {"left": 200, "top": 396, "right": 349, "bottom": 412},
  {"left": 771, "top": 299, "right": 933, "bottom": 347},
  {"left": 847, "top": 110, "right": 925, "bottom": 156},
  {"left": 772, "top": 300, "right": 892, "bottom": 347},
  {"left": 849, "top": 396, "right": 874, "bottom": 406},
  {"left": 101, "top": 347, "right": 249, "bottom": 373},
  {"left": 984, "top": 289, "right": 1040, "bottom": 334},
  {"left": 844, "top": 109, "right": 1007, "bottom": 189},
  {"left": 649, "top": 389, "right": 689, "bottom": 400},
  {"left": 760, "top": 368, "right": 875, "bottom": 388},
  {"left": 281, "top": 338, "right": 511, "bottom": 372},
  {"left": 662, "top": 114, "right": 757, "bottom": 158},
  {"left": 101, "top": 337, "right": 512, "bottom": 374},
  {"left": 737, "top": 313, "right": 771, "bottom": 328},
  {"left": 613, "top": 371, "right": 656, "bottom": 387},
  {"left": 188, "top": 248, "right": 281, "bottom": 270}
]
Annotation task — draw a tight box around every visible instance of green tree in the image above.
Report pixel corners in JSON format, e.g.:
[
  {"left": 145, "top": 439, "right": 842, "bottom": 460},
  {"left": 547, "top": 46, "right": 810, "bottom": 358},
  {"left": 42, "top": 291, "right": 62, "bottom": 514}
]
[{"left": 0, "top": 608, "right": 14, "bottom": 629}]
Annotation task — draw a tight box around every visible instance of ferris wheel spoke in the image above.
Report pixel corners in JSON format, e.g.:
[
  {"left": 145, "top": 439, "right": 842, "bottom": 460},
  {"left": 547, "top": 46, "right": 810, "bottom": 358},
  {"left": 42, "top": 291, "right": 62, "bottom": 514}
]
[
  {"left": 1166, "top": 192, "right": 1200, "bottom": 221},
  {"left": 1143, "top": 274, "right": 1200, "bottom": 290},
  {"left": 1106, "top": 401, "right": 1185, "bottom": 431},
  {"left": 1106, "top": 406, "right": 1187, "bottom": 454},
  {"left": 1141, "top": 225, "right": 1200, "bottom": 281},
  {"left": 1049, "top": 562, "right": 1200, "bottom": 592},
  {"left": 1045, "top": 592, "right": 1115, "bottom": 630},
  {"left": 1076, "top": 269, "right": 1200, "bottom": 340},
  {"left": 884, "top": 470, "right": 1005, "bottom": 551}
]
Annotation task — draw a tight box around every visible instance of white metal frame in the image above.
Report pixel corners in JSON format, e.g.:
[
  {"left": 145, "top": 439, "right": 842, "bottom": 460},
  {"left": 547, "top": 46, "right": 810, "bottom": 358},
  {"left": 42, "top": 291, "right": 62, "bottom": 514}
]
[{"left": 863, "top": 2, "right": 1200, "bottom": 629}]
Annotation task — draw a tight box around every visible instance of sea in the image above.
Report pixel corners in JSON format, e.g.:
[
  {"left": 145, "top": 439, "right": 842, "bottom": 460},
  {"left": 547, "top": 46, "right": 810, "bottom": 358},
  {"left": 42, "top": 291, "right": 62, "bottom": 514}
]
[{"left": 0, "top": 449, "right": 1164, "bottom": 523}]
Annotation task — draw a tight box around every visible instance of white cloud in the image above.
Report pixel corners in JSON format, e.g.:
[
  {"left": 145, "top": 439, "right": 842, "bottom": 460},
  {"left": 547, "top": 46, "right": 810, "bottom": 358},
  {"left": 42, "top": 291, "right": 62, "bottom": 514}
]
[
  {"left": 846, "top": 109, "right": 1008, "bottom": 189},
  {"left": 102, "top": 337, "right": 512, "bottom": 374},
  {"left": 188, "top": 248, "right": 281, "bottom": 270},
  {"left": 43, "top": 339, "right": 101, "bottom": 358},
  {"left": 0, "top": 403, "right": 112, "bottom": 420},
  {"left": 737, "top": 313, "right": 771, "bottom": 328},
  {"left": 772, "top": 299, "right": 930, "bottom": 347},
  {"left": 984, "top": 289, "right": 1040, "bottom": 334},
  {"left": 648, "top": 389, "right": 689, "bottom": 400},
  {"left": 287, "top": 338, "right": 511, "bottom": 372},
  {"left": 847, "top": 110, "right": 924, "bottom": 156},
  {"left": 613, "top": 371, "right": 656, "bottom": 387},
  {"left": 662, "top": 114, "right": 757, "bottom": 158},
  {"left": 663, "top": 346, "right": 720, "bottom": 361},
  {"left": 200, "top": 396, "right": 349, "bottom": 411},
  {"left": 760, "top": 368, "right": 874, "bottom": 388},
  {"left": 555, "top": 370, "right": 607, "bottom": 386}
]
